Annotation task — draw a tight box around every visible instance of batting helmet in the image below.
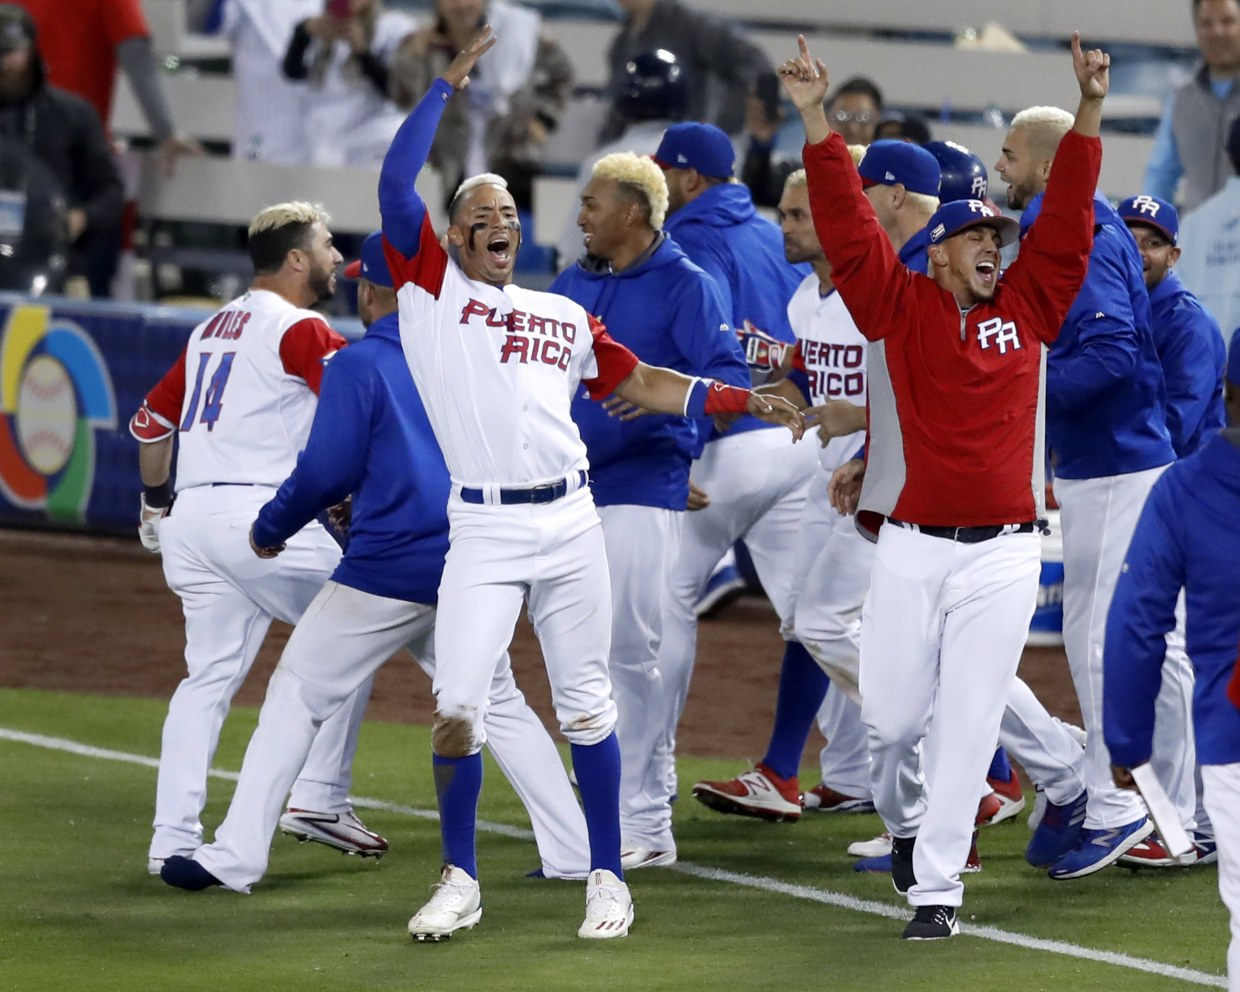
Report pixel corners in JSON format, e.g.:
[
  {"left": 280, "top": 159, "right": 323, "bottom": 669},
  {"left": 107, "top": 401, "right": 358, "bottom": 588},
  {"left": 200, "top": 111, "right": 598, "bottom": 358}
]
[
  {"left": 615, "top": 49, "right": 688, "bottom": 124},
  {"left": 923, "top": 140, "right": 989, "bottom": 203}
]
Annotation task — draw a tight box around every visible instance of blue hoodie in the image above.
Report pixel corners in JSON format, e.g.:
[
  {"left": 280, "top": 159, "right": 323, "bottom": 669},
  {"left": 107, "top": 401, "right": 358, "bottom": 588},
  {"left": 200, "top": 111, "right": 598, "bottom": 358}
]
[
  {"left": 665, "top": 182, "right": 810, "bottom": 441},
  {"left": 252, "top": 312, "right": 450, "bottom": 604},
  {"left": 1104, "top": 430, "right": 1240, "bottom": 767},
  {"left": 552, "top": 234, "right": 749, "bottom": 509},
  {"left": 1148, "top": 270, "right": 1226, "bottom": 457},
  {"left": 1022, "top": 192, "right": 1175, "bottom": 479}
]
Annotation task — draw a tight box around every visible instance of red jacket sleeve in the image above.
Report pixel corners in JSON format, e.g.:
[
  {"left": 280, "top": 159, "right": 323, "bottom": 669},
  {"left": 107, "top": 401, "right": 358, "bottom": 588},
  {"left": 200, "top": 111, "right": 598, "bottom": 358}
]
[
  {"left": 1001, "top": 131, "right": 1102, "bottom": 345},
  {"left": 582, "top": 314, "right": 640, "bottom": 400},
  {"left": 801, "top": 133, "right": 920, "bottom": 342},
  {"left": 383, "top": 215, "right": 448, "bottom": 299},
  {"left": 107, "top": 0, "right": 151, "bottom": 45},
  {"left": 279, "top": 318, "right": 348, "bottom": 394},
  {"left": 129, "top": 348, "right": 186, "bottom": 441}
]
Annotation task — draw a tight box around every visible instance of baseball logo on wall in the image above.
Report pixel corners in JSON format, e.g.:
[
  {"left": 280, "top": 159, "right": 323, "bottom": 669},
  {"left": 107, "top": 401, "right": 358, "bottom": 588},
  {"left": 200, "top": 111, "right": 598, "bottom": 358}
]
[{"left": 0, "top": 304, "right": 116, "bottom": 521}]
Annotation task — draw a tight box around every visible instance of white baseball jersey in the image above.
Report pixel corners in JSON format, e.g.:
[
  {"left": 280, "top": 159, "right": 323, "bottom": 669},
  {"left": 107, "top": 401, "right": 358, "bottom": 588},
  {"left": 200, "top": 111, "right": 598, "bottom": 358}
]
[
  {"left": 786, "top": 274, "right": 867, "bottom": 472},
  {"left": 129, "top": 289, "right": 347, "bottom": 489},
  {"left": 386, "top": 219, "right": 639, "bottom": 488}
]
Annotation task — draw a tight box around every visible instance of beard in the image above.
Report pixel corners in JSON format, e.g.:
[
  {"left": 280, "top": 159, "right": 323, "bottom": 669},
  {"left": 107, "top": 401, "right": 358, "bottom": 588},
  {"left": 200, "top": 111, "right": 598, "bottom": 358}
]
[{"left": 307, "top": 261, "right": 336, "bottom": 305}]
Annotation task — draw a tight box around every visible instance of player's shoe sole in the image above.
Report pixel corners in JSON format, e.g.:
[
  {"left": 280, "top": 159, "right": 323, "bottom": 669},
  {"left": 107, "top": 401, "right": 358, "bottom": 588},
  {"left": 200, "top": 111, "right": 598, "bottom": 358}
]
[{"left": 279, "top": 809, "right": 388, "bottom": 858}]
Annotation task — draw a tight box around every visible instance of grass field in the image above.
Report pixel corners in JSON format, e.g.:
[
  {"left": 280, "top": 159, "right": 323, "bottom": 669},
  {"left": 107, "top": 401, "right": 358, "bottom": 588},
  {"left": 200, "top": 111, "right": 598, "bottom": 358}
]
[{"left": 0, "top": 687, "right": 1228, "bottom": 992}]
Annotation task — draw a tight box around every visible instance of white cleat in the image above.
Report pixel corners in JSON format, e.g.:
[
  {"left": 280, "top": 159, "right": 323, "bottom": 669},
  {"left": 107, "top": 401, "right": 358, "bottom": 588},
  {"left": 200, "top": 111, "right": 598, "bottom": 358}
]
[
  {"left": 578, "top": 869, "right": 633, "bottom": 940},
  {"left": 147, "top": 857, "right": 165, "bottom": 876},
  {"left": 278, "top": 808, "right": 388, "bottom": 858},
  {"left": 847, "top": 831, "right": 893, "bottom": 858},
  {"left": 408, "top": 865, "right": 482, "bottom": 942}
]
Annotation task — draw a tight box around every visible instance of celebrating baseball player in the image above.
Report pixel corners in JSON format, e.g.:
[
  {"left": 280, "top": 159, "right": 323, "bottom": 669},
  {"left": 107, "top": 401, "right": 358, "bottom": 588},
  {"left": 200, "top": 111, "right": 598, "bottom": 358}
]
[
  {"left": 1104, "top": 333, "right": 1240, "bottom": 986},
  {"left": 551, "top": 151, "right": 750, "bottom": 869},
  {"left": 378, "top": 28, "right": 803, "bottom": 943},
  {"left": 130, "top": 202, "right": 384, "bottom": 875},
  {"left": 158, "top": 230, "right": 590, "bottom": 894},
  {"left": 784, "top": 31, "right": 1108, "bottom": 938}
]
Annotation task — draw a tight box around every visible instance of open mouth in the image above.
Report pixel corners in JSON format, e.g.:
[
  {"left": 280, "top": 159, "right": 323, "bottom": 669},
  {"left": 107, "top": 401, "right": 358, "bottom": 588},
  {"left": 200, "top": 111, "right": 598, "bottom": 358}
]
[
  {"left": 486, "top": 235, "right": 512, "bottom": 267},
  {"left": 975, "top": 260, "right": 997, "bottom": 283}
]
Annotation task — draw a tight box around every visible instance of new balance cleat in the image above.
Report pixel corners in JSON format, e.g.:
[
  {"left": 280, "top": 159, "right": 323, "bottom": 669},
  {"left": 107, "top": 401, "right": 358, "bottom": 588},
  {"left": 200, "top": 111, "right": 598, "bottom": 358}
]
[
  {"left": 279, "top": 808, "right": 388, "bottom": 858},
  {"left": 408, "top": 865, "right": 482, "bottom": 942},
  {"left": 692, "top": 763, "right": 801, "bottom": 822},
  {"left": 902, "top": 904, "right": 959, "bottom": 940},
  {"left": 1025, "top": 789, "right": 1087, "bottom": 868},
  {"left": 802, "top": 783, "right": 875, "bottom": 813},
  {"left": 578, "top": 869, "right": 633, "bottom": 939},
  {"left": 983, "top": 767, "right": 1026, "bottom": 824},
  {"left": 1119, "top": 833, "right": 1199, "bottom": 869},
  {"left": 1193, "top": 832, "right": 1219, "bottom": 866},
  {"left": 1048, "top": 816, "right": 1154, "bottom": 880},
  {"left": 847, "top": 831, "right": 893, "bottom": 858},
  {"left": 161, "top": 855, "right": 222, "bottom": 891},
  {"left": 619, "top": 847, "right": 677, "bottom": 870}
]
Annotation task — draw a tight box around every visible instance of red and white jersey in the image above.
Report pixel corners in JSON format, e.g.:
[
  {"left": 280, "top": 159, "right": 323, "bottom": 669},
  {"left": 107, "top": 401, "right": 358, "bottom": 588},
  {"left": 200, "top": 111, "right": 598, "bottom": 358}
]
[
  {"left": 786, "top": 273, "right": 867, "bottom": 474},
  {"left": 385, "top": 218, "right": 639, "bottom": 488},
  {"left": 129, "top": 289, "right": 347, "bottom": 491}
]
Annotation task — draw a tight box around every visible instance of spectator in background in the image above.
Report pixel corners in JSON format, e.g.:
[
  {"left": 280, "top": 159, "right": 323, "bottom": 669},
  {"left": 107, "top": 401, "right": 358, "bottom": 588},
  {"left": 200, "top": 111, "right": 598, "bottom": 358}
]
[
  {"left": 1178, "top": 116, "right": 1240, "bottom": 343},
  {"left": 599, "top": 0, "right": 771, "bottom": 145},
  {"left": 390, "top": 0, "right": 571, "bottom": 213},
  {"left": 743, "top": 76, "right": 883, "bottom": 208},
  {"left": 557, "top": 49, "right": 688, "bottom": 270},
  {"left": 19, "top": 0, "right": 205, "bottom": 174},
  {"left": 875, "top": 110, "right": 932, "bottom": 144},
  {"left": 0, "top": 4, "right": 122, "bottom": 297},
  {"left": 282, "top": 0, "right": 415, "bottom": 167},
  {"left": 221, "top": 0, "right": 318, "bottom": 163},
  {"left": 1119, "top": 194, "right": 1227, "bottom": 458},
  {"left": 1145, "top": 0, "right": 1240, "bottom": 214}
]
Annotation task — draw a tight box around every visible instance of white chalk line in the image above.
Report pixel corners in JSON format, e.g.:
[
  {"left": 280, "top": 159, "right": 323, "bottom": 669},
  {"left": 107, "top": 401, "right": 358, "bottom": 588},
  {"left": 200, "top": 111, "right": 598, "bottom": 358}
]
[{"left": 0, "top": 726, "right": 1226, "bottom": 988}]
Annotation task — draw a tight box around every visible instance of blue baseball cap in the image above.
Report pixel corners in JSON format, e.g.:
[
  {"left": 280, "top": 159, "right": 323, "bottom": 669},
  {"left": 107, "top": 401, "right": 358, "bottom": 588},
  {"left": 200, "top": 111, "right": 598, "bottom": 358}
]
[
  {"left": 1117, "top": 194, "right": 1179, "bottom": 246},
  {"left": 859, "top": 140, "right": 941, "bottom": 197},
  {"left": 343, "top": 231, "right": 394, "bottom": 288},
  {"left": 926, "top": 199, "right": 1020, "bottom": 247},
  {"left": 1228, "top": 329, "right": 1240, "bottom": 387},
  {"left": 653, "top": 122, "right": 736, "bottom": 178}
]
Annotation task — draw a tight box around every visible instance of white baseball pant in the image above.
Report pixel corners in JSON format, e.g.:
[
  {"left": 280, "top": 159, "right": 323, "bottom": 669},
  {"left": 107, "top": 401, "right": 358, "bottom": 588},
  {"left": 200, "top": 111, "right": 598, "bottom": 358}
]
[
  {"left": 1056, "top": 465, "right": 1196, "bottom": 831},
  {"left": 860, "top": 525, "right": 1040, "bottom": 908},
  {"left": 1201, "top": 764, "right": 1240, "bottom": 992},
  {"left": 194, "top": 581, "right": 590, "bottom": 890},
  {"left": 658, "top": 428, "right": 818, "bottom": 786},
  {"left": 151, "top": 485, "right": 368, "bottom": 860},
  {"left": 432, "top": 487, "right": 618, "bottom": 750},
  {"left": 597, "top": 504, "right": 682, "bottom": 854}
]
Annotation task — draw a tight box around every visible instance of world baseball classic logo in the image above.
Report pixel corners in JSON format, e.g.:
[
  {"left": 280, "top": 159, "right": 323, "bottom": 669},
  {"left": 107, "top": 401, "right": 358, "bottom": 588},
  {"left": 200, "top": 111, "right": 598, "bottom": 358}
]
[{"left": 0, "top": 305, "right": 116, "bottom": 521}]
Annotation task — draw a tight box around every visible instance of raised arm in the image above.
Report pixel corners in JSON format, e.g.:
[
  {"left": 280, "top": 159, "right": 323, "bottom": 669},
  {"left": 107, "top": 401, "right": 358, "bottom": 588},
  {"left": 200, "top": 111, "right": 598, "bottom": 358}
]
[{"left": 379, "top": 26, "right": 496, "bottom": 255}]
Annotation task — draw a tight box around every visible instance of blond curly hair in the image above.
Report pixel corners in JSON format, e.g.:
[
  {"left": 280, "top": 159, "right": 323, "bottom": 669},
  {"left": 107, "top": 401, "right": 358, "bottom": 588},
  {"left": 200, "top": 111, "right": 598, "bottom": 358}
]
[{"left": 591, "top": 152, "right": 670, "bottom": 230}]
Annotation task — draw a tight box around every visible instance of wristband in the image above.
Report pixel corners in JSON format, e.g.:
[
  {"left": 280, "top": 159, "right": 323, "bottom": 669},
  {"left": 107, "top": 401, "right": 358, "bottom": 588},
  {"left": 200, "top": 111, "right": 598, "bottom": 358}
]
[
  {"left": 685, "top": 378, "right": 753, "bottom": 418},
  {"left": 143, "top": 480, "right": 173, "bottom": 509}
]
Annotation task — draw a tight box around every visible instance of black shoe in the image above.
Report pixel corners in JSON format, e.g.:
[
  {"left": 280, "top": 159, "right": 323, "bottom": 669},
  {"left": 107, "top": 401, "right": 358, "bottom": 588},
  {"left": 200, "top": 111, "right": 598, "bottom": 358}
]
[
  {"left": 161, "top": 855, "right": 222, "bottom": 891},
  {"left": 901, "top": 904, "right": 959, "bottom": 940},
  {"left": 891, "top": 834, "right": 917, "bottom": 894}
]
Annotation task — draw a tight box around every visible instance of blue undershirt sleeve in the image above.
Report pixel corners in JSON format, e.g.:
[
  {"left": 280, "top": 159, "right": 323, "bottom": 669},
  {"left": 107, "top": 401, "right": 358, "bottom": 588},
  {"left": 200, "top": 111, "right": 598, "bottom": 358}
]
[{"left": 379, "top": 78, "right": 454, "bottom": 257}]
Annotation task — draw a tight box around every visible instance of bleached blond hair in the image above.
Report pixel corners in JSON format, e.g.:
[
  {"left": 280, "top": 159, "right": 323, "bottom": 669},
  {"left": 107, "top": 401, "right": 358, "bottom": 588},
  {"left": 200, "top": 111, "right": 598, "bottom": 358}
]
[
  {"left": 591, "top": 152, "right": 669, "bottom": 230},
  {"left": 846, "top": 144, "right": 867, "bottom": 167},
  {"left": 248, "top": 201, "right": 329, "bottom": 238},
  {"left": 1010, "top": 106, "right": 1074, "bottom": 160},
  {"left": 783, "top": 167, "right": 808, "bottom": 193},
  {"left": 449, "top": 172, "right": 511, "bottom": 223},
  {"left": 906, "top": 190, "right": 940, "bottom": 216}
]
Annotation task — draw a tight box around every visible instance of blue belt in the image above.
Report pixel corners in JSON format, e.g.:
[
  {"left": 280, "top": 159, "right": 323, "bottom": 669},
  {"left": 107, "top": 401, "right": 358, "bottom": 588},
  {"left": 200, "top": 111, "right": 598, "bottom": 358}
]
[
  {"left": 459, "top": 470, "right": 587, "bottom": 506},
  {"left": 888, "top": 518, "right": 1037, "bottom": 543}
]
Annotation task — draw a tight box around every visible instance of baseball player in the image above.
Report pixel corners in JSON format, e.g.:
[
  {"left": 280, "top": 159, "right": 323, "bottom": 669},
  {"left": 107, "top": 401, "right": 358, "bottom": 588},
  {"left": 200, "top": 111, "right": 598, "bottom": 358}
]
[
  {"left": 1104, "top": 333, "right": 1240, "bottom": 987},
  {"left": 130, "top": 201, "right": 384, "bottom": 874},
  {"left": 551, "top": 151, "right": 750, "bottom": 869},
  {"left": 379, "top": 30, "right": 803, "bottom": 943},
  {"left": 159, "top": 231, "right": 590, "bottom": 893},
  {"left": 997, "top": 92, "right": 1189, "bottom": 878},
  {"left": 787, "top": 31, "right": 1109, "bottom": 937},
  {"left": 652, "top": 120, "right": 821, "bottom": 815}
]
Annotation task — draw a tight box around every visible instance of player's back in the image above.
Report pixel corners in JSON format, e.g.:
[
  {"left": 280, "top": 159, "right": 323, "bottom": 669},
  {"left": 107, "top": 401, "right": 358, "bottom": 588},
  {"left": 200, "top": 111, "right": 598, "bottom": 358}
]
[{"left": 174, "top": 290, "right": 333, "bottom": 490}]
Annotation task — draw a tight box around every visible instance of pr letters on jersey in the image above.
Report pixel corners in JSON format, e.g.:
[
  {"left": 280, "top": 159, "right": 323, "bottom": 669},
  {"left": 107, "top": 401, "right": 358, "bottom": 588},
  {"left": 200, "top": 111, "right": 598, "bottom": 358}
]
[
  {"left": 458, "top": 298, "right": 578, "bottom": 371},
  {"left": 975, "top": 316, "right": 1022, "bottom": 355}
]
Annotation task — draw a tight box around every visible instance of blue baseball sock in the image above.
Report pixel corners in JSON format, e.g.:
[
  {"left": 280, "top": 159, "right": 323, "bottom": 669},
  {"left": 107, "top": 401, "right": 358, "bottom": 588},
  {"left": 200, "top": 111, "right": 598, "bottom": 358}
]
[
  {"left": 762, "top": 641, "right": 830, "bottom": 781},
  {"left": 571, "top": 733, "right": 624, "bottom": 878},
  {"left": 987, "top": 746, "right": 1013, "bottom": 783},
  {"left": 433, "top": 752, "right": 482, "bottom": 879}
]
